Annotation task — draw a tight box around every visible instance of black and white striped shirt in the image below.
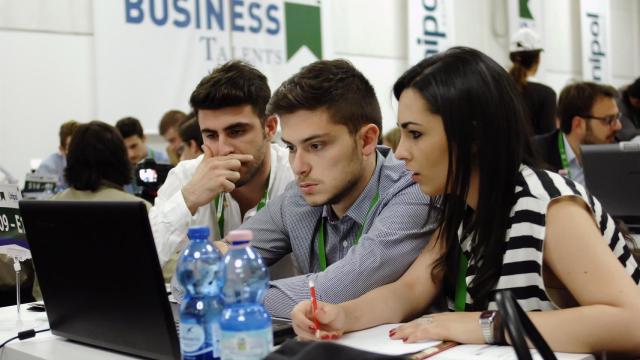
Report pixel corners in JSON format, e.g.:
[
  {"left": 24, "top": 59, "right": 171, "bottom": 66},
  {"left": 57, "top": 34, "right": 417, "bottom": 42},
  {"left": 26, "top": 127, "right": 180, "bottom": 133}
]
[{"left": 453, "top": 165, "right": 640, "bottom": 312}]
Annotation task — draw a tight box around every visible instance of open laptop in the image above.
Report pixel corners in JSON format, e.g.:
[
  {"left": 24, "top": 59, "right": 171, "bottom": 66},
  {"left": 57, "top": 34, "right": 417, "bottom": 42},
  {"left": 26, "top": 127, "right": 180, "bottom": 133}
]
[
  {"left": 19, "top": 200, "right": 295, "bottom": 359},
  {"left": 582, "top": 142, "right": 640, "bottom": 232},
  {"left": 19, "top": 200, "right": 180, "bottom": 359}
]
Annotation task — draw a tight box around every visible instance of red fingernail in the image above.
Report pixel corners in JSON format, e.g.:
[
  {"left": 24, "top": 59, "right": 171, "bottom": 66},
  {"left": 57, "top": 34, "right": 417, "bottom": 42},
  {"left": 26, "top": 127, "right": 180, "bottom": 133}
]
[
  {"left": 331, "top": 334, "right": 339, "bottom": 340},
  {"left": 389, "top": 330, "right": 396, "bottom": 337},
  {"left": 402, "top": 337, "right": 408, "bottom": 342},
  {"left": 321, "top": 334, "right": 330, "bottom": 340}
]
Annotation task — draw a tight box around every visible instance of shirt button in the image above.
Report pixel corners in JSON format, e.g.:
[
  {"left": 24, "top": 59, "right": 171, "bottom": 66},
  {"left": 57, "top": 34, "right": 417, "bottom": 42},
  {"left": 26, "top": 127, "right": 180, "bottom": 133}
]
[{"left": 343, "top": 241, "right": 348, "bottom": 247}]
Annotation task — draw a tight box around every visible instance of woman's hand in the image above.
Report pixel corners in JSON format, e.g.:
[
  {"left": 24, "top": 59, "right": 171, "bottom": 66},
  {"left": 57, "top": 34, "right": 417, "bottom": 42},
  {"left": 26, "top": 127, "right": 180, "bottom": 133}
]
[
  {"left": 389, "top": 312, "right": 482, "bottom": 344},
  {"left": 290, "top": 300, "right": 347, "bottom": 341}
]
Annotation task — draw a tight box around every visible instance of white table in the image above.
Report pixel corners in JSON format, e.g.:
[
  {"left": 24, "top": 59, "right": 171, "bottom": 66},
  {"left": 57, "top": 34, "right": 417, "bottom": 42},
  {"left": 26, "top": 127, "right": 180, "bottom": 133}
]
[
  {"left": 0, "top": 304, "right": 602, "bottom": 360},
  {"left": 0, "top": 305, "right": 138, "bottom": 360}
]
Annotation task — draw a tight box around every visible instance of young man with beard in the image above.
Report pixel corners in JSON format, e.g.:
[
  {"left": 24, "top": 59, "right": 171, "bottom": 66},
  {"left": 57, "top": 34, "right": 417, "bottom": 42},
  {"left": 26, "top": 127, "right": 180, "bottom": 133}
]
[
  {"left": 149, "top": 61, "right": 294, "bottom": 274},
  {"left": 534, "top": 82, "right": 622, "bottom": 187},
  {"left": 232, "top": 59, "right": 438, "bottom": 318}
]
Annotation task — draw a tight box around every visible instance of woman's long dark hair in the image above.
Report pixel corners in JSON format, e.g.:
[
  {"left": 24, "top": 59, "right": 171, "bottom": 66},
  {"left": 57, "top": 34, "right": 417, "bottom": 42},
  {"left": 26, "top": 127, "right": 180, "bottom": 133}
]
[{"left": 393, "top": 47, "right": 538, "bottom": 309}]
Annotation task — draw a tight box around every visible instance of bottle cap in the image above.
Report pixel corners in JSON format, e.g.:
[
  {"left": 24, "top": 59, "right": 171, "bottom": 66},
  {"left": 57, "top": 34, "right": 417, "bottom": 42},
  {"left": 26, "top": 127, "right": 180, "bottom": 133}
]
[
  {"left": 187, "top": 226, "right": 210, "bottom": 240},
  {"left": 226, "top": 230, "right": 253, "bottom": 243}
]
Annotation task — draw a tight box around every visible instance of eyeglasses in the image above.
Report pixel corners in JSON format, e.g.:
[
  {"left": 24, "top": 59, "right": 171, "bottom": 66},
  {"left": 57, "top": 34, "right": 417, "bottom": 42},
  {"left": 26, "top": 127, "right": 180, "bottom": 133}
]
[{"left": 580, "top": 113, "right": 621, "bottom": 126}]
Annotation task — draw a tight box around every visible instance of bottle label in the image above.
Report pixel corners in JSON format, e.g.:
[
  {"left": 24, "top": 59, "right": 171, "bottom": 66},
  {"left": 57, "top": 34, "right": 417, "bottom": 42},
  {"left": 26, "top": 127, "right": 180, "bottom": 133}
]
[
  {"left": 220, "top": 328, "right": 273, "bottom": 359},
  {"left": 180, "top": 323, "right": 206, "bottom": 353}
]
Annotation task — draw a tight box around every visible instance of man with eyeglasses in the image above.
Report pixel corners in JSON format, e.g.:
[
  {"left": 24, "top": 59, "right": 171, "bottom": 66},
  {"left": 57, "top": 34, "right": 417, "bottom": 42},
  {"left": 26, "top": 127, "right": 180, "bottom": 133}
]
[
  {"left": 534, "top": 82, "right": 622, "bottom": 187},
  {"left": 616, "top": 77, "right": 640, "bottom": 141}
]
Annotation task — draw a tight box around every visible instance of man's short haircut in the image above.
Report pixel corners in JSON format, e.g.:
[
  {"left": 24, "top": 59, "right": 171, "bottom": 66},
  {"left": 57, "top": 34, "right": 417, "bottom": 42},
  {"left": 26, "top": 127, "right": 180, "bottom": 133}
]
[
  {"left": 189, "top": 61, "right": 271, "bottom": 124},
  {"left": 59, "top": 120, "right": 80, "bottom": 148},
  {"left": 267, "top": 59, "right": 382, "bottom": 135},
  {"left": 558, "top": 82, "right": 618, "bottom": 134},
  {"left": 159, "top": 110, "right": 187, "bottom": 135},
  {"left": 65, "top": 121, "right": 132, "bottom": 191},
  {"left": 628, "top": 77, "right": 640, "bottom": 99},
  {"left": 178, "top": 115, "right": 203, "bottom": 149},
  {"left": 115, "top": 117, "right": 145, "bottom": 139}
]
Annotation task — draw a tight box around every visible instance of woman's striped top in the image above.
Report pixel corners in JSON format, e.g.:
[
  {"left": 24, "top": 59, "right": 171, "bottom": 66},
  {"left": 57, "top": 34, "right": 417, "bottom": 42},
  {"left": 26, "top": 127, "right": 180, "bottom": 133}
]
[{"left": 451, "top": 165, "right": 640, "bottom": 312}]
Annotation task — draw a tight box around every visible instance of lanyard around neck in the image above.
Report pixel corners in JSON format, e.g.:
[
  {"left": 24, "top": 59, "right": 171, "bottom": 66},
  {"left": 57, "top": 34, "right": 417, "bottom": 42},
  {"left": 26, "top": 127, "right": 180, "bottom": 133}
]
[
  {"left": 214, "top": 181, "right": 269, "bottom": 238},
  {"left": 556, "top": 132, "right": 571, "bottom": 178},
  {"left": 315, "top": 191, "right": 380, "bottom": 271},
  {"left": 454, "top": 251, "right": 468, "bottom": 312}
]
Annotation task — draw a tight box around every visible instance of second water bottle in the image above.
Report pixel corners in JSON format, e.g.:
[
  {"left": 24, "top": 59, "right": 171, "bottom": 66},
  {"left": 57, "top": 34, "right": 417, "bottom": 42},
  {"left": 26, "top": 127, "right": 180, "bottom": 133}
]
[{"left": 220, "top": 230, "right": 272, "bottom": 360}]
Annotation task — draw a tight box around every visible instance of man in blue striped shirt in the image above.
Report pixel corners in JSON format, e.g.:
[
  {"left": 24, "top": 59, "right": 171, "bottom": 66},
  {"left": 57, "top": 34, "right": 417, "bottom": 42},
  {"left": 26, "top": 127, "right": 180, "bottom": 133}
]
[{"left": 236, "top": 60, "right": 439, "bottom": 318}]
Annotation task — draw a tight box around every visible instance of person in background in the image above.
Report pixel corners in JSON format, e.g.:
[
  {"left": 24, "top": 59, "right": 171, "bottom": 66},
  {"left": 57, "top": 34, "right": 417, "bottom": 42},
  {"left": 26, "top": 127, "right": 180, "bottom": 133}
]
[
  {"left": 230, "top": 59, "right": 437, "bottom": 319},
  {"left": 616, "top": 77, "right": 640, "bottom": 141},
  {"left": 382, "top": 127, "right": 401, "bottom": 151},
  {"left": 159, "top": 110, "right": 188, "bottom": 165},
  {"left": 177, "top": 115, "right": 204, "bottom": 161},
  {"left": 149, "top": 61, "right": 295, "bottom": 281},
  {"left": 52, "top": 121, "right": 150, "bottom": 206},
  {"left": 291, "top": 47, "right": 640, "bottom": 355},
  {"left": 33, "top": 121, "right": 155, "bottom": 299},
  {"left": 35, "top": 120, "right": 80, "bottom": 192},
  {"left": 115, "top": 116, "right": 169, "bottom": 194},
  {"left": 533, "top": 82, "right": 622, "bottom": 187},
  {"left": 508, "top": 28, "right": 557, "bottom": 136}
]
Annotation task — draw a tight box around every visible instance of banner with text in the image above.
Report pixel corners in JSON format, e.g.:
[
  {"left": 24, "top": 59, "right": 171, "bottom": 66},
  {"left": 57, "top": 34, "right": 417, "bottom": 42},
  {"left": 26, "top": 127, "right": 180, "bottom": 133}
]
[
  {"left": 580, "top": 0, "right": 610, "bottom": 83},
  {"left": 507, "top": 0, "right": 544, "bottom": 76},
  {"left": 507, "top": 0, "right": 542, "bottom": 35},
  {"left": 93, "top": 0, "right": 322, "bottom": 132},
  {"left": 408, "top": 0, "right": 455, "bottom": 66}
]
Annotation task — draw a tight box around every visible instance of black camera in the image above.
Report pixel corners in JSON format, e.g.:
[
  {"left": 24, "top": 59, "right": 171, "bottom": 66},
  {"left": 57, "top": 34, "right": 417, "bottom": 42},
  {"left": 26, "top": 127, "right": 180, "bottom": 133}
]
[
  {"left": 134, "top": 159, "right": 173, "bottom": 203},
  {"left": 135, "top": 158, "right": 172, "bottom": 187}
]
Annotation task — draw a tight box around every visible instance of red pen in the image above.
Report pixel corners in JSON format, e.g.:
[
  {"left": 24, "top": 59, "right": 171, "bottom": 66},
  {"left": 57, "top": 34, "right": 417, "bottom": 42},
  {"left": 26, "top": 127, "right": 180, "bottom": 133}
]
[{"left": 309, "top": 279, "right": 320, "bottom": 338}]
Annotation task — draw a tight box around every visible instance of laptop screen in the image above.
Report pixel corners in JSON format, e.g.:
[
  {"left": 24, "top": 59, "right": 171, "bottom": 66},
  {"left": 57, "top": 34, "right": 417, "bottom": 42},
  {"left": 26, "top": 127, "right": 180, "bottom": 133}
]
[
  {"left": 582, "top": 142, "right": 640, "bottom": 228},
  {"left": 19, "top": 200, "right": 181, "bottom": 360}
]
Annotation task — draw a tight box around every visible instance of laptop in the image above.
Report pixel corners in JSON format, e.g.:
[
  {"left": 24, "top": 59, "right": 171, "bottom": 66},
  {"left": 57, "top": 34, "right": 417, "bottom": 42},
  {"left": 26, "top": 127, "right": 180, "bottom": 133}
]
[
  {"left": 19, "top": 200, "right": 295, "bottom": 359},
  {"left": 19, "top": 200, "right": 181, "bottom": 360},
  {"left": 582, "top": 142, "right": 640, "bottom": 231}
]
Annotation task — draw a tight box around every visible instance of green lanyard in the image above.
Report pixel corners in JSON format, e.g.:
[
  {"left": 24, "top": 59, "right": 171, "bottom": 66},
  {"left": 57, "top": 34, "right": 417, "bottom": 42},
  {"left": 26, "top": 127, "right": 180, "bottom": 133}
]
[
  {"left": 214, "top": 186, "right": 269, "bottom": 238},
  {"left": 454, "top": 251, "right": 468, "bottom": 312},
  {"left": 315, "top": 192, "right": 380, "bottom": 271},
  {"left": 556, "top": 131, "right": 571, "bottom": 178}
]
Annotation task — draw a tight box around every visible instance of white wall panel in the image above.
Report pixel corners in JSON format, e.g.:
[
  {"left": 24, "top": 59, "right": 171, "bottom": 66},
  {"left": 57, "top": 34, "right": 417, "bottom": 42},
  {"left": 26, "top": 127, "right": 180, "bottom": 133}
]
[
  {"left": 0, "top": 31, "right": 94, "bottom": 185},
  {"left": 0, "top": 0, "right": 92, "bottom": 34}
]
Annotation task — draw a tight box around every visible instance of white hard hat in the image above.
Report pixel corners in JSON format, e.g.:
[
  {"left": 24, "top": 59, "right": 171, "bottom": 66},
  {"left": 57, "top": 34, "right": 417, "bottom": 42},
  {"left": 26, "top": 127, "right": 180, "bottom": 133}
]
[{"left": 510, "top": 28, "right": 542, "bottom": 52}]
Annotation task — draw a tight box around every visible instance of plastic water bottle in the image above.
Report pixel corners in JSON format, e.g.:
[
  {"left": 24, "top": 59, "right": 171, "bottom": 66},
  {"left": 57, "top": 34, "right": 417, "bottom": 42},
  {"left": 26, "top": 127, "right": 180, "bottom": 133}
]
[
  {"left": 220, "top": 230, "right": 272, "bottom": 360},
  {"left": 177, "top": 226, "right": 224, "bottom": 360}
]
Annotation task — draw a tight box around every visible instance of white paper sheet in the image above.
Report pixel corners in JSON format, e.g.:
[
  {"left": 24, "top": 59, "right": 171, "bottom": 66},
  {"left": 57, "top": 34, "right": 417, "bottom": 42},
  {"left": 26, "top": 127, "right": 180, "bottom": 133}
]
[{"left": 334, "top": 323, "right": 441, "bottom": 355}]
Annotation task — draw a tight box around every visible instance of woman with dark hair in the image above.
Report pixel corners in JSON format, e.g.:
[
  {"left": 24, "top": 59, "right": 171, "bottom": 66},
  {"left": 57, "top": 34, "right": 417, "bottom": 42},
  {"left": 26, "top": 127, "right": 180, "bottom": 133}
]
[
  {"left": 52, "top": 121, "right": 150, "bottom": 207},
  {"left": 32, "top": 121, "right": 153, "bottom": 300},
  {"left": 291, "top": 47, "right": 640, "bottom": 354},
  {"left": 509, "top": 28, "right": 557, "bottom": 136}
]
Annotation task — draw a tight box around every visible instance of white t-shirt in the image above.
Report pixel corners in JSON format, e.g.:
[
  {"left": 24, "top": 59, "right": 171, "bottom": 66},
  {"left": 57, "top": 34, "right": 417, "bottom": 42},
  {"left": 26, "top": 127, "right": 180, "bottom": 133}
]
[{"left": 149, "top": 143, "right": 294, "bottom": 266}]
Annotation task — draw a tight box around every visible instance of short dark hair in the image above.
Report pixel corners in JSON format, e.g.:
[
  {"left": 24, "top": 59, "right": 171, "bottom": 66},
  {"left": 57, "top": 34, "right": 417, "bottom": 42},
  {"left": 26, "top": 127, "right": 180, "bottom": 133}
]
[
  {"left": 115, "top": 117, "right": 145, "bottom": 139},
  {"left": 59, "top": 120, "right": 80, "bottom": 148},
  {"left": 628, "top": 77, "right": 640, "bottom": 99},
  {"left": 558, "top": 82, "right": 618, "bottom": 134},
  {"left": 189, "top": 61, "right": 271, "bottom": 124},
  {"left": 267, "top": 59, "right": 382, "bottom": 135},
  {"left": 159, "top": 110, "right": 187, "bottom": 135},
  {"left": 65, "top": 121, "right": 132, "bottom": 191},
  {"left": 178, "top": 116, "right": 203, "bottom": 149}
]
